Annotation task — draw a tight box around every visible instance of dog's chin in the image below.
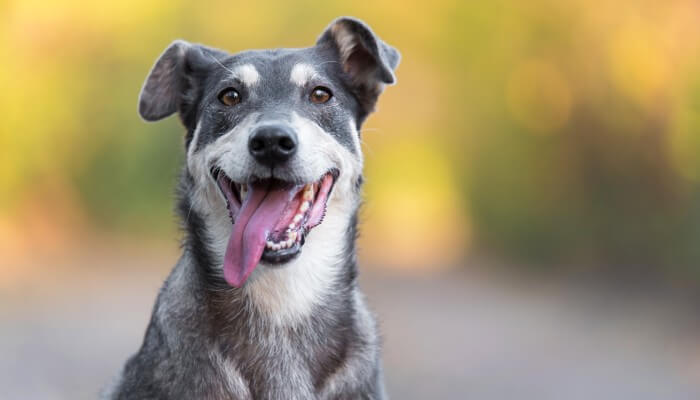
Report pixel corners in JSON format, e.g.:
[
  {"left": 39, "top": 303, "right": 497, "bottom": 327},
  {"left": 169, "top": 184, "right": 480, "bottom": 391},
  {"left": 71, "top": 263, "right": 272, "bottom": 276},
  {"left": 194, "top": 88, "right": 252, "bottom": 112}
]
[{"left": 210, "top": 167, "right": 338, "bottom": 286}]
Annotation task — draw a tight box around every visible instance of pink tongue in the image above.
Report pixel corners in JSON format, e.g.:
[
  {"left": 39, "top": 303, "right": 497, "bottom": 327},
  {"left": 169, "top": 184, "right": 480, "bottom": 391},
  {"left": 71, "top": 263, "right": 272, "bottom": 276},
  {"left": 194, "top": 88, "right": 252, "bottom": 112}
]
[{"left": 223, "top": 184, "right": 298, "bottom": 287}]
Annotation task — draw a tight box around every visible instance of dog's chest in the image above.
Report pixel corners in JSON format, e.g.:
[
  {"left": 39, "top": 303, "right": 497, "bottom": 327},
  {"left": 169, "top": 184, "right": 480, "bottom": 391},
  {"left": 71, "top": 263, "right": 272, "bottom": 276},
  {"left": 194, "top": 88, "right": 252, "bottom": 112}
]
[
  {"left": 215, "top": 333, "right": 341, "bottom": 399},
  {"left": 208, "top": 304, "right": 352, "bottom": 399},
  {"left": 233, "top": 358, "right": 313, "bottom": 399}
]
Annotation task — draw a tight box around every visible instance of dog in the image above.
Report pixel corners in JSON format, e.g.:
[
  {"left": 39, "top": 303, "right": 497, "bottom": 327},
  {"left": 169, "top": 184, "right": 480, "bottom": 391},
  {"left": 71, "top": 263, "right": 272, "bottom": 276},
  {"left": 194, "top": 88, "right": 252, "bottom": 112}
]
[{"left": 104, "top": 17, "right": 399, "bottom": 399}]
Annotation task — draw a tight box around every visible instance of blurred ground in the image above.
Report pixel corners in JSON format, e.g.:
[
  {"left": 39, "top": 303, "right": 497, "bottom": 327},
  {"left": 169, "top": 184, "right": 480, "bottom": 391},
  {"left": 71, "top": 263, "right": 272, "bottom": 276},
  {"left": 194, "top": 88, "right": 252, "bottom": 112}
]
[{"left": 2, "top": 242, "right": 700, "bottom": 399}]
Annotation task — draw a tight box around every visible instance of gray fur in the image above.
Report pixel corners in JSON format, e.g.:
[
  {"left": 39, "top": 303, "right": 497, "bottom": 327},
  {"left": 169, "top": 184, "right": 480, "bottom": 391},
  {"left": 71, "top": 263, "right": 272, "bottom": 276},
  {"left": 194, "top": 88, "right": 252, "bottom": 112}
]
[{"left": 107, "top": 17, "right": 398, "bottom": 399}]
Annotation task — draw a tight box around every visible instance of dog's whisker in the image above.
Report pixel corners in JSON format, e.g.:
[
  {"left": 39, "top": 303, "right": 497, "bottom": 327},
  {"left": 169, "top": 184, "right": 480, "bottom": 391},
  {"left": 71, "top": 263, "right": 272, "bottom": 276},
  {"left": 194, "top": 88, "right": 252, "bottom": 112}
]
[
  {"left": 206, "top": 52, "right": 235, "bottom": 75},
  {"left": 314, "top": 60, "right": 341, "bottom": 68},
  {"left": 358, "top": 138, "right": 376, "bottom": 158}
]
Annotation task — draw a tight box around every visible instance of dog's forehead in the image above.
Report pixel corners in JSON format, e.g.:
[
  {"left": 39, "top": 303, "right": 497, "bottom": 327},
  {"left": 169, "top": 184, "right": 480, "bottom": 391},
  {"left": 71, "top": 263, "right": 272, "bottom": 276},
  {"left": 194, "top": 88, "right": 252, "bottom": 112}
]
[{"left": 220, "top": 48, "right": 330, "bottom": 89}]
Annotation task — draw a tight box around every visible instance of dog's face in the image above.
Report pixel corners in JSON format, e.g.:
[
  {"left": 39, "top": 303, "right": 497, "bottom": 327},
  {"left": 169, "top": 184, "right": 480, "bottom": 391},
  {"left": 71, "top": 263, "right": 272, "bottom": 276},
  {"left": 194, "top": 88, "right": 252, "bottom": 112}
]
[{"left": 139, "top": 18, "right": 399, "bottom": 287}]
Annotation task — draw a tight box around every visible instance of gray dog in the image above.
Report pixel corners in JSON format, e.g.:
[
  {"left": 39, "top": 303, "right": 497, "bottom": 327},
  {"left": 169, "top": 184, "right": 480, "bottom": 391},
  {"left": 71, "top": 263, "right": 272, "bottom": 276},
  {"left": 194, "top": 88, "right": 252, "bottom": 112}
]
[{"left": 105, "top": 17, "right": 399, "bottom": 399}]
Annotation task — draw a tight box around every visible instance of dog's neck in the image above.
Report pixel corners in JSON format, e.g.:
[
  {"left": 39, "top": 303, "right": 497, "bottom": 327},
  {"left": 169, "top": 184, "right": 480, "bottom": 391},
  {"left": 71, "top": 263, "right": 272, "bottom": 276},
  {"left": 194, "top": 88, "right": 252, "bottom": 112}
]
[{"left": 176, "top": 171, "right": 359, "bottom": 328}]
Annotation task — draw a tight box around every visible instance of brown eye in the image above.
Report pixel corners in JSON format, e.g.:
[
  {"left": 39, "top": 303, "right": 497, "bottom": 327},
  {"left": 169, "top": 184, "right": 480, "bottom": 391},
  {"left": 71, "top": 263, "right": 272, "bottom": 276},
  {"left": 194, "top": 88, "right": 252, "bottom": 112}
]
[
  {"left": 218, "top": 88, "right": 241, "bottom": 106},
  {"left": 310, "top": 86, "right": 332, "bottom": 104}
]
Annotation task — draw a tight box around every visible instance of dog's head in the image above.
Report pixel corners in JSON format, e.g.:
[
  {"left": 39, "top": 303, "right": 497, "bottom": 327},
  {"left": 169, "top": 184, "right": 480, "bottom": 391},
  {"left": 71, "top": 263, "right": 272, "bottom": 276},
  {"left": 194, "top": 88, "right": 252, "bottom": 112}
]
[{"left": 139, "top": 17, "right": 399, "bottom": 287}]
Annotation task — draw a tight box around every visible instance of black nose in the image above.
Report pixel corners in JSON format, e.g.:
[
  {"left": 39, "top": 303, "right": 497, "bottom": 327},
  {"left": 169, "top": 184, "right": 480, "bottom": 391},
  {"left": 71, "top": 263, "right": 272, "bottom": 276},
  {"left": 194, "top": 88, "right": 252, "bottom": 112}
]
[{"left": 248, "top": 124, "right": 298, "bottom": 166}]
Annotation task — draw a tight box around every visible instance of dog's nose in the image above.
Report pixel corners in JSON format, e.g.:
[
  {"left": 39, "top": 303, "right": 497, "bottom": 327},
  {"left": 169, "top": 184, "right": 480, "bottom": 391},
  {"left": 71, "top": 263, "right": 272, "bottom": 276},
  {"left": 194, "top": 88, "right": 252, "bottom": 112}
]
[{"left": 248, "top": 124, "right": 298, "bottom": 166}]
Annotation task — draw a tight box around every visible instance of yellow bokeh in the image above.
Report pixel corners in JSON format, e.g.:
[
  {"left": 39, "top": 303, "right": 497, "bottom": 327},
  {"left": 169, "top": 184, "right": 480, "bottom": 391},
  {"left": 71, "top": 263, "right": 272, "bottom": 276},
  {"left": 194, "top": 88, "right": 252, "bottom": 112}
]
[
  {"left": 2, "top": 0, "right": 700, "bottom": 273},
  {"left": 506, "top": 59, "right": 572, "bottom": 135},
  {"left": 608, "top": 18, "right": 670, "bottom": 111},
  {"left": 361, "top": 137, "right": 468, "bottom": 270}
]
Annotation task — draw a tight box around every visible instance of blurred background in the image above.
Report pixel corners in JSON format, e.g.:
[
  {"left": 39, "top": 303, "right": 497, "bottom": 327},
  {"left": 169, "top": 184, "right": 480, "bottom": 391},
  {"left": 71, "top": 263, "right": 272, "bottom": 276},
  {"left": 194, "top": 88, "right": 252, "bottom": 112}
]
[{"left": 2, "top": 0, "right": 700, "bottom": 398}]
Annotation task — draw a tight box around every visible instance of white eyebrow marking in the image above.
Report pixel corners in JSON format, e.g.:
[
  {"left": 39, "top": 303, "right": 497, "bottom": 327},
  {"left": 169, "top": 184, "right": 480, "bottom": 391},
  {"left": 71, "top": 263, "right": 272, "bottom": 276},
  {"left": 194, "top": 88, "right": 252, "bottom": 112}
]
[
  {"left": 232, "top": 64, "right": 260, "bottom": 86},
  {"left": 290, "top": 63, "right": 317, "bottom": 87}
]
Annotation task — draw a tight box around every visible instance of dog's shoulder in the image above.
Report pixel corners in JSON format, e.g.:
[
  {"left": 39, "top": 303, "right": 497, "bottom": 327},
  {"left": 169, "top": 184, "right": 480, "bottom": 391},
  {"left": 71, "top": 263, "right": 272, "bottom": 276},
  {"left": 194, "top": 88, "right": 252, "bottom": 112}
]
[{"left": 105, "top": 257, "right": 243, "bottom": 399}]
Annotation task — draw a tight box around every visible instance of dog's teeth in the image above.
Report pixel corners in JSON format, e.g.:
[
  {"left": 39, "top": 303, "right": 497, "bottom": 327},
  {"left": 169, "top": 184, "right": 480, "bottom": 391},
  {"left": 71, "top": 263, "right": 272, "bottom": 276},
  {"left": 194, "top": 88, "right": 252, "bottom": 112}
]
[
  {"left": 288, "top": 222, "right": 296, "bottom": 229},
  {"left": 288, "top": 231, "right": 297, "bottom": 242},
  {"left": 300, "top": 201, "right": 310, "bottom": 212},
  {"left": 293, "top": 214, "right": 303, "bottom": 224},
  {"left": 303, "top": 185, "right": 314, "bottom": 201},
  {"left": 266, "top": 240, "right": 275, "bottom": 248}
]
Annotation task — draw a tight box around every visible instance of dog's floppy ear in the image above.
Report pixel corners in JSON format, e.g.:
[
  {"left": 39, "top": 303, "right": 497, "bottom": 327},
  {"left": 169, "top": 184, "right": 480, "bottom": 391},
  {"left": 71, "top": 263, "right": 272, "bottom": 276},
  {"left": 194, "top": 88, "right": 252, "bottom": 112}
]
[
  {"left": 317, "top": 17, "right": 400, "bottom": 112},
  {"left": 138, "top": 40, "right": 224, "bottom": 122}
]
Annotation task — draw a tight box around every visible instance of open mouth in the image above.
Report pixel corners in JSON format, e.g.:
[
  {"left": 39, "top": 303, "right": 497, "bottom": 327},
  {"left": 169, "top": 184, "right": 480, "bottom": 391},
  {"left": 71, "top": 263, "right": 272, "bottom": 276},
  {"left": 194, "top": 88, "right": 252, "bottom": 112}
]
[{"left": 211, "top": 168, "right": 338, "bottom": 287}]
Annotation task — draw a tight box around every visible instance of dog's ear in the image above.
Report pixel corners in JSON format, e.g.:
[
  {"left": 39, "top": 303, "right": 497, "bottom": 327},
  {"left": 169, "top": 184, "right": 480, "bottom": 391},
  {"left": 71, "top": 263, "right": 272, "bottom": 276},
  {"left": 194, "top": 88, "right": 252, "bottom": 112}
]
[
  {"left": 139, "top": 40, "right": 225, "bottom": 122},
  {"left": 317, "top": 17, "right": 400, "bottom": 113}
]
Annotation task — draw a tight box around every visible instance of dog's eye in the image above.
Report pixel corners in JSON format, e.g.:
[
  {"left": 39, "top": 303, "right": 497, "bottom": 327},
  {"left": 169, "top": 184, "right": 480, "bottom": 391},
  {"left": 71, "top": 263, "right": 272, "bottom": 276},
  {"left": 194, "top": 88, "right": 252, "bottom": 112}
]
[
  {"left": 218, "top": 88, "right": 241, "bottom": 106},
  {"left": 310, "top": 87, "right": 332, "bottom": 104}
]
